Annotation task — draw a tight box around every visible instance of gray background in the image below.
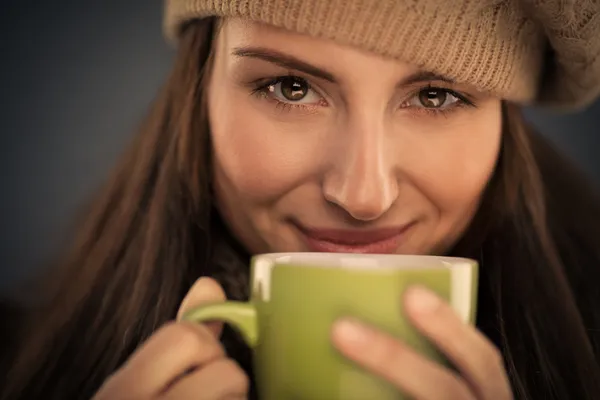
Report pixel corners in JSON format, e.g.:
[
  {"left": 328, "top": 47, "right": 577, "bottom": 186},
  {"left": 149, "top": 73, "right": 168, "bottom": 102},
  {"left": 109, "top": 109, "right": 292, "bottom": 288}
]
[{"left": 0, "top": 1, "right": 598, "bottom": 295}]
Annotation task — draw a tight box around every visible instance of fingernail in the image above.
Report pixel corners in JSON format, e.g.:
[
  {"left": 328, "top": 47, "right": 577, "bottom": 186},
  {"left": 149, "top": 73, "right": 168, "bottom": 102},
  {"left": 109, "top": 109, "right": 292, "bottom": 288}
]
[
  {"left": 333, "top": 318, "right": 370, "bottom": 347},
  {"left": 405, "top": 286, "right": 441, "bottom": 314}
]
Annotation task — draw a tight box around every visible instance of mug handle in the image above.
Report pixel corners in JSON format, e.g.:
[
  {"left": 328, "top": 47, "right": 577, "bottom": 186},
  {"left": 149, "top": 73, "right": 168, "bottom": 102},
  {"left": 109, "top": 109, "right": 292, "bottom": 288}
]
[{"left": 183, "top": 301, "right": 259, "bottom": 348}]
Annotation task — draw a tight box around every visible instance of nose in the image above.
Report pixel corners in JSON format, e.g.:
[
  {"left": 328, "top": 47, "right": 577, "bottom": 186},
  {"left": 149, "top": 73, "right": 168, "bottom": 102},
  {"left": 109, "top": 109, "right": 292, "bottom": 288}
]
[{"left": 322, "top": 118, "right": 399, "bottom": 221}]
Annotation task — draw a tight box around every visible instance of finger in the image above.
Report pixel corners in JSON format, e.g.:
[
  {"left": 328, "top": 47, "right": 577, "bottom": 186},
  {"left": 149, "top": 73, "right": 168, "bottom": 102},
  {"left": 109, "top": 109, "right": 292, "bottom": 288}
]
[
  {"left": 105, "top": 321, "right": 226, "bottom": 397},
  {"left": 332, "top": 318, "right": 475, "bottom": 400},
  {"left": 178, "top": 277, "right": 227, "bottom": 338},
  {"left": 404, "top": 286, "right": 513, "bottom": 400},
  {"left": 161, "top": 358, "right": 249, "bottom": 400}
]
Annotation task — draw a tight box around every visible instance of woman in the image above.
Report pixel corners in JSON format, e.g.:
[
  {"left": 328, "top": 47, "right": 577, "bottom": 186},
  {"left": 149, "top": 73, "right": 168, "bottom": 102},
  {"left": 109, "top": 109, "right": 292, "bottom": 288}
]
[{"left": 3, "top": 0, "right": 600, "bottom": 399}]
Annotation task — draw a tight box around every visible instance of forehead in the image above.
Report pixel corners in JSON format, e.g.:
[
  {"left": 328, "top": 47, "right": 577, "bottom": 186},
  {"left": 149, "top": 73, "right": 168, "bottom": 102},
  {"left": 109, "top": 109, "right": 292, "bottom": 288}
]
[
  {"left": 221, "top": 18, "right": 332, "bottom": 49},
  {"left": 217, "top": 18, "right": 422, "bottom": 79}
]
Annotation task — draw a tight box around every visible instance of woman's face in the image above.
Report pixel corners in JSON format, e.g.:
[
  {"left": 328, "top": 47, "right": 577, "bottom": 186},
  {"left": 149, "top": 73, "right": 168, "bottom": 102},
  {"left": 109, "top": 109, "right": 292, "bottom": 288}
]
[{"left": 208, "top": 19, "right": 502, "bottom": 255}]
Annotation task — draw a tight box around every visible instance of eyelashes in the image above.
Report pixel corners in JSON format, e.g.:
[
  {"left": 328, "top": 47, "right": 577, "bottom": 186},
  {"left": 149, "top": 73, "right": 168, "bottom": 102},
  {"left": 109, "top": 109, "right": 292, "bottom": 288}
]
[
  {"left": 249, "top": 75, "right": 477, "bottom": 116},
  {"left": 250, "top": 76, "right": 324, "bottom": 113},
  {"left": 401, "top": 85, "right": 476, "bottom": 117}
]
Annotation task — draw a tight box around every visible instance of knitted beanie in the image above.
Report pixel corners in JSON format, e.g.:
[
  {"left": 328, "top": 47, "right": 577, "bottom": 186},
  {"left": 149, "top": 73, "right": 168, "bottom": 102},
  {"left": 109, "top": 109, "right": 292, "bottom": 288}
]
[{"left": 163, "top": 0, "right": 600, "bottom": 111}]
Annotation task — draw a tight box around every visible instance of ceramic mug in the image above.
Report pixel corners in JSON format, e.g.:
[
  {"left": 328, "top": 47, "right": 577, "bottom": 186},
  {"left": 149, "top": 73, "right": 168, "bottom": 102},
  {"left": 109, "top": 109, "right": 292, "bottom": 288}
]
[{"left": 184, "top": 253, "right": 478, "bottom": 400}]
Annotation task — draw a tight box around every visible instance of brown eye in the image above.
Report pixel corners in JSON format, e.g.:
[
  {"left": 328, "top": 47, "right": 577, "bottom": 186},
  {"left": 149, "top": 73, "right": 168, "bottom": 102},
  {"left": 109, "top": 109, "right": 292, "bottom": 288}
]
[
  {"left": 418, "top": 89, "right": 448, "bottom": 108},
  {"left": 260, "top": 76, "right": 323, "bottom": 106},
  {"left": 279, "top": 77, "right": 309, "bottom": 101}
]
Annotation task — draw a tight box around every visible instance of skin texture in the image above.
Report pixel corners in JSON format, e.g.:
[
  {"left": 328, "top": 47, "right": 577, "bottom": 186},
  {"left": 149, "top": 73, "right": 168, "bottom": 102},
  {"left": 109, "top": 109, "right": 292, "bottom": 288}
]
[
  {"left": 209, "top": 19, "right": 502, "bottom": 256},
  {"left": 332, "top": 286, "right": 512, "bottom": 400},
  {"left": 91, "top": 19, "right": 512, "bottom": 399},
  {"left": 92, "top": 277, "right": 247, "bottom": 400},
  {"left": 93, "top": 278, "right": 512, "bottom": 399}
]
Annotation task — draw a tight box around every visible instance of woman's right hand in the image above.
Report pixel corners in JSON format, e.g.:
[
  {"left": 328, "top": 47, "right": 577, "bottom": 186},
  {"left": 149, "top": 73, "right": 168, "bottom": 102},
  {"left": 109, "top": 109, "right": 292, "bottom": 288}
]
[{"left": 92, "top": 277, "right": 249, "bottom": 399}]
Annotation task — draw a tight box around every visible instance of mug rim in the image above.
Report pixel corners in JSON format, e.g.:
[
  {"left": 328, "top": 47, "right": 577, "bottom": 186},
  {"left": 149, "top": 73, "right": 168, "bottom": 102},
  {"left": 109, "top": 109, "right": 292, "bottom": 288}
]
[{"left": 251, "top": 252, "right": 477, "bottom": 271}]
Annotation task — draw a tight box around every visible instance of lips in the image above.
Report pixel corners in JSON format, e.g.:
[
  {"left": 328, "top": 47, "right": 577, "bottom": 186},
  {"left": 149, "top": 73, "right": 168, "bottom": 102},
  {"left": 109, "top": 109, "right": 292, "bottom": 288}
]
[{"left": 293, "top": 222, "right": 413, "bottom": 254}]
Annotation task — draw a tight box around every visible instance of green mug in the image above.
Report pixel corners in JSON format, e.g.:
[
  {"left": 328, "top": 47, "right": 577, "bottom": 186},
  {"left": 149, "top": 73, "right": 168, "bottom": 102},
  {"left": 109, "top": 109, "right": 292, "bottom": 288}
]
[{"left": 184, "top": 253, "right": 478, "bottom": 400}]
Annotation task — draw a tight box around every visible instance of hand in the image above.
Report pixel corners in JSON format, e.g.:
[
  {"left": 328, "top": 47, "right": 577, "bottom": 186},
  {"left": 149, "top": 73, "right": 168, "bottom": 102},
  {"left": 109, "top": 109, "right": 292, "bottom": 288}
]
[
  {"left": 93, "top": 277, "right": 249, "bottom": 400},
  {"left": 331, "top": 286, "right": 513, "bottom": 400}
]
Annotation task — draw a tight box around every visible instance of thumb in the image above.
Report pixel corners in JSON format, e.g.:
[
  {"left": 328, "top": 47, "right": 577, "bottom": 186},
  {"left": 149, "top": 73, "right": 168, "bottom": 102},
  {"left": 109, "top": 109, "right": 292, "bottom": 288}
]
[{"left": 177, "top": 277, "right": 226, "bottom": 338}]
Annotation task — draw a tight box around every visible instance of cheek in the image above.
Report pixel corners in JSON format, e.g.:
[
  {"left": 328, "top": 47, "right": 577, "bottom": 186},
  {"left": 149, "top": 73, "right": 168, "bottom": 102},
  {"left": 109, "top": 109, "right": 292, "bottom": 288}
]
[
  {"left": 403, "top": 115, "right": 502, "bottom": 215},
  {"left": 428, "top": 152, "right": 497, "bottom": 212},
  {"left": 209, "top": 91, "right": 326, "bottom": 202}
]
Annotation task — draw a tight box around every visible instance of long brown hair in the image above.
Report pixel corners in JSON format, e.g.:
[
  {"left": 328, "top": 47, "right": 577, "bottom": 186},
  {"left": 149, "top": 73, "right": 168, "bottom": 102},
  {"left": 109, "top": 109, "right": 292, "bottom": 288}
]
[{"left": 3, "top": 18, "right": 600, "bottom": 400}]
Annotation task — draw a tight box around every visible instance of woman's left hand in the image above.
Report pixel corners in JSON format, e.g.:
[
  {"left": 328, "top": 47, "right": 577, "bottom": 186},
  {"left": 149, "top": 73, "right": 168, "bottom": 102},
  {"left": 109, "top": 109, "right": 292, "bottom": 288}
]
[{"left": 331, "top": 286, "right": 513, "bottom": 400}]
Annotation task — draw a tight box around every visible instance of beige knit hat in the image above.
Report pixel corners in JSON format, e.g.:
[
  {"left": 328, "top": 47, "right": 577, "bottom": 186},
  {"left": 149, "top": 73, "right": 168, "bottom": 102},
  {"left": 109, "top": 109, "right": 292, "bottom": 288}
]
[{"left": 164, "top": 0, "right": 600, "bottom": 111}]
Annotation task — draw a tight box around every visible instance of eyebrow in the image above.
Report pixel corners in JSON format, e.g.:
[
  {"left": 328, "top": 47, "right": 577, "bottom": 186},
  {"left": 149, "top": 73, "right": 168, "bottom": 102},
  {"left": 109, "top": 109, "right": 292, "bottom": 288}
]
[
  {"left": 232, "top": 46, "right": 337, "bottom": 82},
  {"left": 400, "top": 71, "right": 455, "bottom": 86},
  {"left": 232, "top": 46, "right": 455, "bottom": 86}
]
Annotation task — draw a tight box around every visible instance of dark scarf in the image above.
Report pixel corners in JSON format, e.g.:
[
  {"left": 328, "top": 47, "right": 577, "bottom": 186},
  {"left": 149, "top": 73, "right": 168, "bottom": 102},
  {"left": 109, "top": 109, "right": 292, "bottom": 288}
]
[{"left": 205, "top": 212, "right": 258, "bottom": 399}]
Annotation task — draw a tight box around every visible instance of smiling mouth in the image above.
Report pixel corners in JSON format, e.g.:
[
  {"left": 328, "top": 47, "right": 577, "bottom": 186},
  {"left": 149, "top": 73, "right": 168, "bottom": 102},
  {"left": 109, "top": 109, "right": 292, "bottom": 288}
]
[{"left": 292, "top": 222, "right": 415, "bottom": 254}]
